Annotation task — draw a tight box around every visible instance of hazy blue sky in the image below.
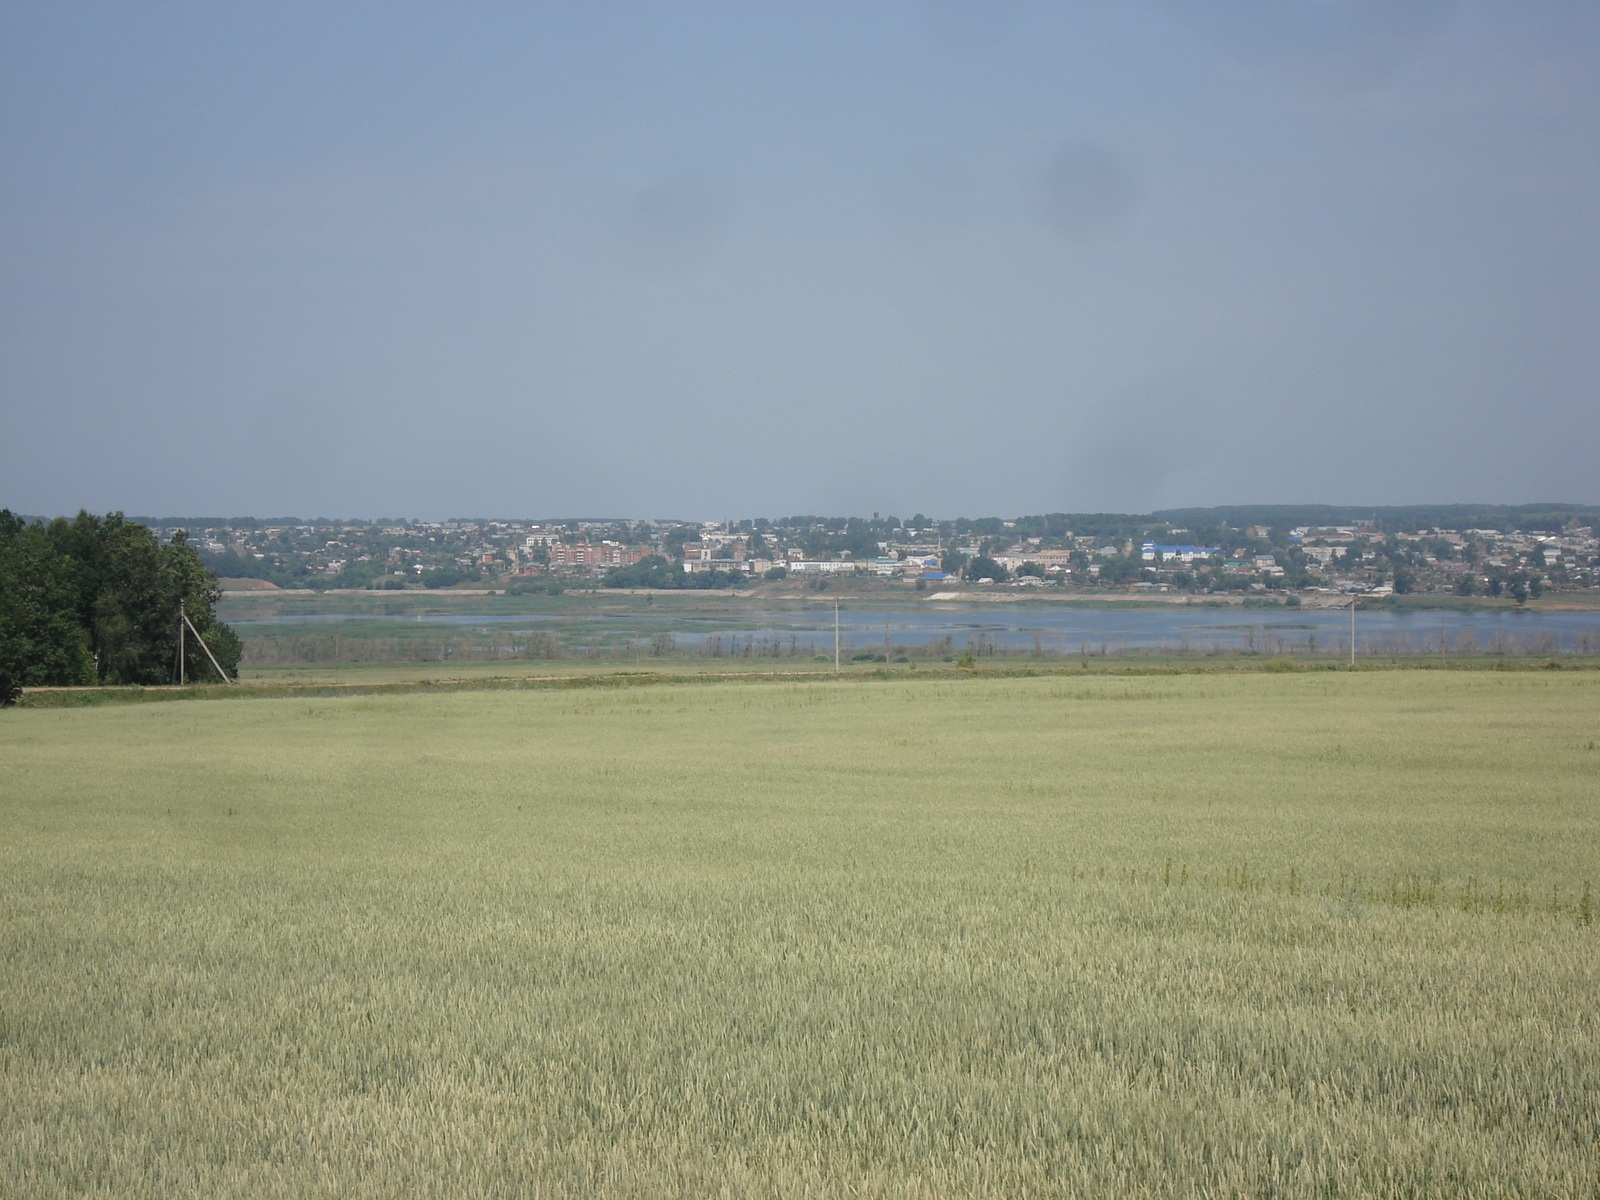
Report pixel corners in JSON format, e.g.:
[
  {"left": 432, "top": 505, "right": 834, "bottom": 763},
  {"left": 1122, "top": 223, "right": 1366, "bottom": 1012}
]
[{"left": 3, "top": 2, "right": 1596, "bottom": 520}]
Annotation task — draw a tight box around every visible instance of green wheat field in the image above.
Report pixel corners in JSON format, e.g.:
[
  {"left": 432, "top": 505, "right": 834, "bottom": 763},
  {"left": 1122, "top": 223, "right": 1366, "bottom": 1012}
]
[{"left": 2, "top": 671, "right": 1597, "bottom": 1198}]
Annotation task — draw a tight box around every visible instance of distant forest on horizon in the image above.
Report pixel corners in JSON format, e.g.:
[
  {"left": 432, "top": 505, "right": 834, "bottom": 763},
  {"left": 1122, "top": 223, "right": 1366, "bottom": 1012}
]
[{"left": 23, "top": 502, "right": 1598, "bottom": 537}]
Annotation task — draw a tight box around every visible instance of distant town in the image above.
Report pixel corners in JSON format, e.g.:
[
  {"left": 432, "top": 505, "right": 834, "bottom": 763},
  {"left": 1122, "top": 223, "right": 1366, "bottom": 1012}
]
[{"left": 113, "top": 505, "right": 1600, "bottom": 604}]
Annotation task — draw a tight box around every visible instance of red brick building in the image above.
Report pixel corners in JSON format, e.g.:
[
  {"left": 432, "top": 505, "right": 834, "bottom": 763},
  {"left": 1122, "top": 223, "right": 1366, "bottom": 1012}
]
[{"left": 544, "top": 542, "right": 648, "bottom": 570}]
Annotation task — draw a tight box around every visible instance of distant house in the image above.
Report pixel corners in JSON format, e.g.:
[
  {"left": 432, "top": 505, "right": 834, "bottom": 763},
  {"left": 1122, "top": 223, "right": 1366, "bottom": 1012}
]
[
  {"left": 995, "top": 549, "right": 1074, "bottom": 572},
  {"left": 686, "top": 534, "right": 748, "bottom": 561},
  {"left": 1142, "top": 543, "right": 1217, "bottom": 563},
  {"left": 1250, "top": 553, "right": 1285, "bottom": 577}
]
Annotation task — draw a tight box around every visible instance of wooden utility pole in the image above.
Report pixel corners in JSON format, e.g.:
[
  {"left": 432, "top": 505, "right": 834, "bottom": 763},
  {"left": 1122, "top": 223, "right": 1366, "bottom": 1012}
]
[
  {"left": 180, "top": 603, "right": 235, "bottom": 683},
  {"left": 834, "top": 601, "right": 840, "bottom": 672}
]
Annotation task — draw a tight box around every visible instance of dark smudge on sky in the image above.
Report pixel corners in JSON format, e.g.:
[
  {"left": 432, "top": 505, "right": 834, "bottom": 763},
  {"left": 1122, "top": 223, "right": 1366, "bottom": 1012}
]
[
  {"left": 612, "top": 168, "right": 735, "bottom": 282},
  {"left": 1034, "top": 143, "right": 1141, "bottom": 240}
]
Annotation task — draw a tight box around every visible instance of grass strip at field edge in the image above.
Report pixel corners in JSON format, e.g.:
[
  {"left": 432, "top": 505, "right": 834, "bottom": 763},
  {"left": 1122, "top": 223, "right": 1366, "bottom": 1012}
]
[{"left": 14, "top": 655, "right": 1599, "bottom": 708}]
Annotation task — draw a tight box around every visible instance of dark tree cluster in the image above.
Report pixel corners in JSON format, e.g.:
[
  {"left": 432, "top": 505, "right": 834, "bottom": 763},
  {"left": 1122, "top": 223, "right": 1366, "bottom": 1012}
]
[
  {"left": 601, "top": 555, "right": 742, "bottom": 590},
  {"left": 0, "top": 510, "right": 240, "bottom": 704},
  {"left": 1151, "top": 503, "right": 1598, "bottom": 536},
  {"left": 964, "top": 556, "right": 1009, "bottom": 583}
]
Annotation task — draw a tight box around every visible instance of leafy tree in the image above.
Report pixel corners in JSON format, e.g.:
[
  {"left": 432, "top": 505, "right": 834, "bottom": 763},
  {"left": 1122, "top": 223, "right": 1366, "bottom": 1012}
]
[
  {"left": 421, "top": 566, "right": 481, "bottom": 588},
  {"left": 1097, "top": 555, "right": 1143, "bottom": 585},
  {"left": 0, "top": 516, "right": 94, "bottom": 699},
  {"left": 603, "top": 556, "right": 690, "bottom": 589},
  {"left": 322, "top": 560, "right": 392, "bottom": 589},
  {"left": 62, "top": 515, "right": 238, "bottom": 683},
  {"left": 198, "top": 545, "right": 273, "bottom": 580},
  {"left": 505, "top": 579, "right": 563, "bottom": 596},
  {"left": 1507, "top": 571, "right": 1542, "bottom": 604},
  {"left": 1, "top": 510, "right": 239, "bottom": 689},
  {"left": 965, "top": 556, "right": 1008, "bottom": 582},
  {"left": 797, "top": 519, "right": 878, "bottom": 562},
  {"left": 602, "top": 555, "right": 741, "bottom": 590},
  {"left": 661, "top": 527, "right": 698, "bottom": 561}
]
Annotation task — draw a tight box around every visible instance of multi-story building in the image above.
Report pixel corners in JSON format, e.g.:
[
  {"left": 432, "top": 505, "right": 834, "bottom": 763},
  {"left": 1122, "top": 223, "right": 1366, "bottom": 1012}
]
[{"left": 545, "top": 542, "right": 647, "bottom": 570}]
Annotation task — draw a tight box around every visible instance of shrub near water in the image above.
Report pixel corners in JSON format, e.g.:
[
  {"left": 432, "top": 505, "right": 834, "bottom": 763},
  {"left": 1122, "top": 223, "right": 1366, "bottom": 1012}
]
[{"left": 1, "top": 672, "right": 1596, "bottom": 1198}]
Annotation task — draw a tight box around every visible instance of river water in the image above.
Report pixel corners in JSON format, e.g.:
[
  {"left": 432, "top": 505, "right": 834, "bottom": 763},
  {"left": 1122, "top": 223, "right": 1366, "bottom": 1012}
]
[
  {"left": 228, "top": 603, "right": 1600, "bottom": 656},
  {"left": 676, "top": 606, "right": 1600, "bottom": 656}
]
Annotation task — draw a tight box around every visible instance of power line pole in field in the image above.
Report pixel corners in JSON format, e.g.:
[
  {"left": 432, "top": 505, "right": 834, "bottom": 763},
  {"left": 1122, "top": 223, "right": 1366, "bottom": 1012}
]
[{"left": 834, "top": 601, "right": 841, "bottom": 672}]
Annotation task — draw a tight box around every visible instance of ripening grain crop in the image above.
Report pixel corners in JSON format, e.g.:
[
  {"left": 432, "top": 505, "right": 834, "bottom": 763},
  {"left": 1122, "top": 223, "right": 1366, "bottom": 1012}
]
[{"left": 2, "top": 672, "right": 1596, "bottom": 1197}]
